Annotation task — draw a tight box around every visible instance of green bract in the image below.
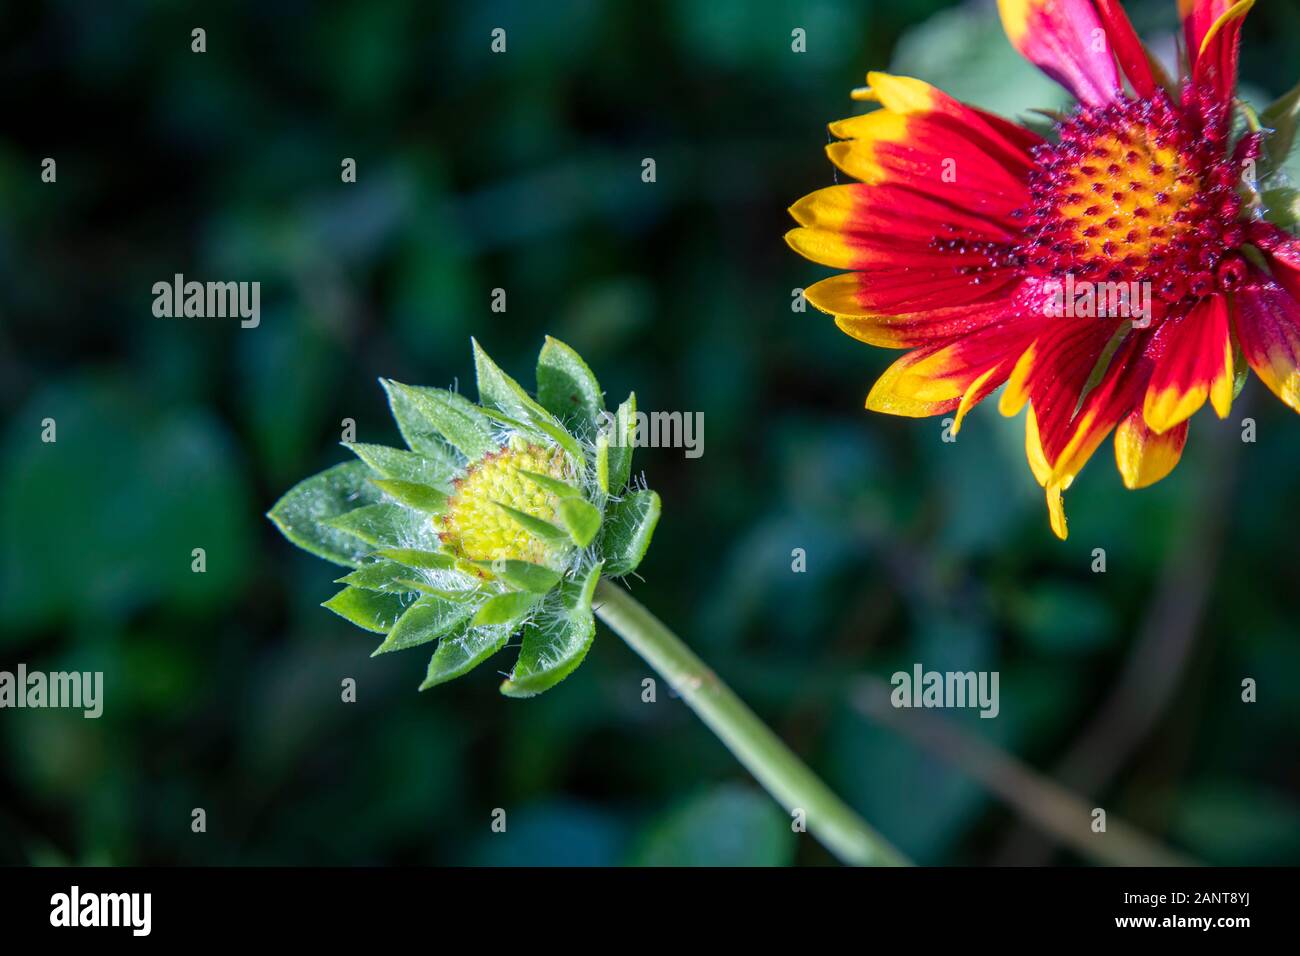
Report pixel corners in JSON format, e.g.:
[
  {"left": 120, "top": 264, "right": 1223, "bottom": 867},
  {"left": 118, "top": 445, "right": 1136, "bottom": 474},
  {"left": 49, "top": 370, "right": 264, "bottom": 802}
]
[
  {"left": 1255, "top": 82, "right": 1300, "bottom": 228},
  {"left": 268, "top": 337, "right": 661, "bottom": 697}
]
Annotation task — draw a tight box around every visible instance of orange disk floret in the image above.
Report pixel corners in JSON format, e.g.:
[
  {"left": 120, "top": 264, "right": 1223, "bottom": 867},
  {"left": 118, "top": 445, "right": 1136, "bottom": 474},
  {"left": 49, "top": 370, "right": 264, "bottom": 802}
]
[{"left": 1017, "top": 90, "right": 1249, "bottom": 305}]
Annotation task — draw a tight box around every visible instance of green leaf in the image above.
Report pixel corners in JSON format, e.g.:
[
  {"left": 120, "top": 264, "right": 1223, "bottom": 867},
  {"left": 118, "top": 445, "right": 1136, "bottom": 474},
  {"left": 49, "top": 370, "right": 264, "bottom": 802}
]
[
  {"left": 1233, "top": 341, "right": 1250, "bottom": 399},
  {"left": 558, "top": 497, "right": 602, "bottom": 547},
  {"left": 596, "top": 435, "right": 611, "bottom": 494},
  {"left": 336, "top": 560, "right": 431, "bottom": 593},
  {"left": 600, "top": 489, "right": 660, "bottom": 576},
  {"left": 267, "top": 461, "right": 380, "bottom": 568},
  {"left": 1261, "top": 187, "right": 1300, "bottom": 229},
  {"left": 472, "top": 338, "right": 552, "bottom": 422},
  {"left": 536, "top": 335, "right": 604, "bottom": 435},
  {"left": 499, "top": 618, "right": 593, "bottom": 698},
  {"left": 1005, "top": 583, "right": 1116, "bottom": 655},
  {"left": 345, "top": 442, "right": 456, "bottom": 491},
  {"left": 471, "top": 590, "right": 543, "bottom": 627},
  {"left": 474, "top": 404, "right": 535, "bottom": 434},
  {"left": 471, "top": 559, "right": 563, "bottom": 592},
  {"left": 495, "top": 503, "right": 571, "bottom": 544},
  {"left": 4, "top": 375, "right": 256, "bottom": 631},
  {"left": 629, "top": 785, "right": 796, "bottom": 866},
  {"left": 889, "top": 1, "right": 1068, "bottom": 118},
  {"left": 1078, "top": 322, "right": 1131, "bottom": 407},
  {"left": 562, "top": 558, "right": 602, "bottom": 614},
  {"left": 1262, "top": 81, "right": 1300, "bottom": 172},
  {"left": 382, "top": 380, "right": 498, "bottom": 460},
  {"left": 472, "top": 339, "right": 584, "bottom": 459},
  {"left": 500, "top": 561, "right": 602, "bottom": 697},
  {"left": 323, "top": 502, "right": 413, "bottom": 547},
  {"left": 379, "top": 380, "right": 473, "bottom": 463},
  {"left": 369, "top": 478, "right": 449, "bottom": 513},
  {"left": 374, "top": 547, "right": 456, "bottom": 570},
  {"left": 1172, "top": 782, "right": 1300, "bottom": 865},
  {"left": 373, "top": 594, "right": 476, "bottom": 655},
  {"left": 475, "top": 403, "right": 588, "bottom": 464},
  {"left": 322, "top": 587, "right": 410, "bottom": 633},
  {"left": 419, "top": 627, "right": 510, "bottom": 690},
  {"left": 602, "top": 392, "right": 636, "bottom": 494},
  {"left": 517, "top": 468, "right": 581, "bottom": 498}
]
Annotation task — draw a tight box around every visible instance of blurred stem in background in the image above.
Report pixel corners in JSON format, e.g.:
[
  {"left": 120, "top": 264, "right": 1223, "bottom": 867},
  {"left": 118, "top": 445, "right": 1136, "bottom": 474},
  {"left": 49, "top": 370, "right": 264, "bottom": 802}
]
[
  {"left": 995, "top": 396, "right": 1247, "bottom": 865},
  {"left": 852, "top": 678, "right": 1195, "bottom": 867},
  {"left": 593, "top": 579, "right": 909, "bottom": 867}
]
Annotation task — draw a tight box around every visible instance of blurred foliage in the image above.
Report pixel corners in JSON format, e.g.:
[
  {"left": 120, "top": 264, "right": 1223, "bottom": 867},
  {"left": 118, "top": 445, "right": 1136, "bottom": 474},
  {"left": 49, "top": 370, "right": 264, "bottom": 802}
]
[{"left": 1, "top": 0, "right": 1298, "bottom": 866}]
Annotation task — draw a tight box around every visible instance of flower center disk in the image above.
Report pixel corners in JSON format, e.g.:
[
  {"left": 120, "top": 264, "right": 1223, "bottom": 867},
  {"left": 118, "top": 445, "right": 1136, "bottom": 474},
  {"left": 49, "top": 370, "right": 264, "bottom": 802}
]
[
  {"left": 1017, "top": 93, "right": 1247, "bottom": 303},
  {"left": 439, "top": 440, "right": 570, "bottom": 570}
]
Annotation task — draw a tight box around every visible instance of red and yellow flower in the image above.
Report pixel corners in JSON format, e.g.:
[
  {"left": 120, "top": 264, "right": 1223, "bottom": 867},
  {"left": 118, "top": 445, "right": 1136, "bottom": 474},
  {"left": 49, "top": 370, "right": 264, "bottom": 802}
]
[{"left": 787, "top": 0, "right": 1300, "bottom": 538}]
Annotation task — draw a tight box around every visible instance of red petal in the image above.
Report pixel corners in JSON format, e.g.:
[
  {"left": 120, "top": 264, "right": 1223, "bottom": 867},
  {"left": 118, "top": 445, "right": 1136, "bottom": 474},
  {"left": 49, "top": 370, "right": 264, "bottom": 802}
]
[
  {"left": 808, "top": 271, "right": 1025, "bottom": 348},
  {"left": 996, "top": 0, "right": 1123, "bottom": 107},
  {"left": 1233, "top": 275, "right": 1300, "bottom": 413},
  {"left": 1094, "top": 0, "right": 1158, "bottom": 98},
  {"left": 1049, "top": 331, "right": 1152, "bottom": 487},
  {"left": 1191, "top": 0, "right": 1254, "bottom": 108},
  {"left": 1180, "top": 0, "right": 1235, "bottom": 69},
  {"left": 1142, "top": 295, "right": 1234, "bottom": 432},
  {"left": 865, "top": 314, "right": 1038, "bottom": 419},
  {"left": 1001, "top": 316, "right": 1127, "bottom": 466}
]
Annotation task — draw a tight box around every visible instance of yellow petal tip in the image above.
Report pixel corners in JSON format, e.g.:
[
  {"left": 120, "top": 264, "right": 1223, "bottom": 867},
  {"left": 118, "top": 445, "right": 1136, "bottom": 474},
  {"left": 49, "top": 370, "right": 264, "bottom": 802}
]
[{"left": 1046, "top": 484, "right": 1068, "bottom": 540}]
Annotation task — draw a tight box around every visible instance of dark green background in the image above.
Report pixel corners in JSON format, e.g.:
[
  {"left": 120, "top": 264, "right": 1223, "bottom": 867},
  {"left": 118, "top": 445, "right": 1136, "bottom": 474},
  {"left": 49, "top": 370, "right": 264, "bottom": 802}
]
[{"left": 2, "top": 0, "right": 1298, "bottom": 865}]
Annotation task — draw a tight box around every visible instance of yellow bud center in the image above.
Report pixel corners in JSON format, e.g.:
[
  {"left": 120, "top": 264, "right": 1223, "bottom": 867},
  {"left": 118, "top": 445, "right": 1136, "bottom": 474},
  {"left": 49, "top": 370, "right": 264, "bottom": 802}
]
[{"left": 439, "top": 440, "right": 570, "bottom": 569}]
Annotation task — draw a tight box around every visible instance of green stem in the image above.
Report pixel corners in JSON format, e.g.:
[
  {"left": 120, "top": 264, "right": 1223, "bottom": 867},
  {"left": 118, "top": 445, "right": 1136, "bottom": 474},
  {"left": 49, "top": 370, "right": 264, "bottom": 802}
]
[{"left": 593, "top": 578, "right": 909, "bottom": 867}]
